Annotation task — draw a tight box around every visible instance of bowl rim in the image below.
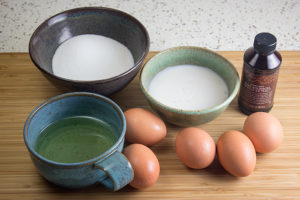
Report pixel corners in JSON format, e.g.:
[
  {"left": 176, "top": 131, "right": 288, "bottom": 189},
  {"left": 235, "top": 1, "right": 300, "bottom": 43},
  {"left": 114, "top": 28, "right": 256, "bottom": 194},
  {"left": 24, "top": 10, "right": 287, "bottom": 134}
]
[
  {"left": 29, "top": 7, "right": 150, "bottom": 84},
  {"left": 139, "top": 46, "right": 240, "bottom": 114}
]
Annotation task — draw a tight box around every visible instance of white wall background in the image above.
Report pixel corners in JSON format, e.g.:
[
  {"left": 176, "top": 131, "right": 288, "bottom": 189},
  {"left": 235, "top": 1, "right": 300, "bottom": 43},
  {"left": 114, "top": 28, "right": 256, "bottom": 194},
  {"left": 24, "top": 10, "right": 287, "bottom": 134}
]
[{"left": 0, "top": 0, "right": 299, "bottom": 52}]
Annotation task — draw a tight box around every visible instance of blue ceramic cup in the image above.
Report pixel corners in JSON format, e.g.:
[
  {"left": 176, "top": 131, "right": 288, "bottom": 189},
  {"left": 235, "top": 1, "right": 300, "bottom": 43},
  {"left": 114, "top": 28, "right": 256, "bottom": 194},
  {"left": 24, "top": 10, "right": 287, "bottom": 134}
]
[{"left": 23, "top": 92, "right": 133, "bottom": 191}]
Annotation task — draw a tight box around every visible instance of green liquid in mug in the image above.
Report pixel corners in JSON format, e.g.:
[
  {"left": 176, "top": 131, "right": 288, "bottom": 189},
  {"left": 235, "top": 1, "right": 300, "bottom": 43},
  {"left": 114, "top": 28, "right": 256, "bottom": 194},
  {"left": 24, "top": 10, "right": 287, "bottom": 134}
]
[{"left": 34, "top": 116, "right": 118, "bottom": 163}]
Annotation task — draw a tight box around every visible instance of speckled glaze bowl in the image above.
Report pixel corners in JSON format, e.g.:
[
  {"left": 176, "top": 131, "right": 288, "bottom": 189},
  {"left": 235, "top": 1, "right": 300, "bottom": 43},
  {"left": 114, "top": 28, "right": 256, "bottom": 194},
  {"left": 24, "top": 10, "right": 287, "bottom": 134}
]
[
  {"left": 140, "top": 46, "right": 240, "bottom": 127},
  {"left": 23, "top": 92, "right": 133, "bottom": 191},
  {"left": 29, "top": 7, "right": 149, "bottom": 96}
]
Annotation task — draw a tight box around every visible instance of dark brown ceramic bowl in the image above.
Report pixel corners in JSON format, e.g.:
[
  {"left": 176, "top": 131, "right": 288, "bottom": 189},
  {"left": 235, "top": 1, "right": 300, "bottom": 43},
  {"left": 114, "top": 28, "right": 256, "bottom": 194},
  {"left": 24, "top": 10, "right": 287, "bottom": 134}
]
[{"left": 29, "top": 7, "right": 149, "bottom": 96}]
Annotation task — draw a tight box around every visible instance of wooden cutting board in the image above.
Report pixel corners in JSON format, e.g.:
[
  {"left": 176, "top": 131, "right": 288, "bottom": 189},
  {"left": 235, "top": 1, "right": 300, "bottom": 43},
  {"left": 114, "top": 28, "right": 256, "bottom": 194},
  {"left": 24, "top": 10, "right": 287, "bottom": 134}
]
[{"left": 0, "top": 52, "right": 299, "bottom": 200}]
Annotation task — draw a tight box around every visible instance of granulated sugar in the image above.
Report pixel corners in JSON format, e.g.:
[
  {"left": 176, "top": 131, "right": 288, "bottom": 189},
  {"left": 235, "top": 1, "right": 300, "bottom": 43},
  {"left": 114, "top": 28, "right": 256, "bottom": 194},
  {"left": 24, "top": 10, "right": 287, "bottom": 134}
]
[{"left": 52, "top": 34, "right": 134, "bottom": 81}]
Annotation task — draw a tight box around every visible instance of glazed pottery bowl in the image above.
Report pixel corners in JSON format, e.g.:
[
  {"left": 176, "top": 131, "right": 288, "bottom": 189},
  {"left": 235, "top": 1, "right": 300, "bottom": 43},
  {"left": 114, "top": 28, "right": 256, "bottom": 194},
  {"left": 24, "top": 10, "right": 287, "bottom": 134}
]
[
  {"left": 29, "top": 7, "right": 149, "bottom": 96},
  {"left": 140, "top": 46, "right": 240, "bottom": 126},
  {"left": 23, "top": 92, "right": 133, "bottom": 190}
]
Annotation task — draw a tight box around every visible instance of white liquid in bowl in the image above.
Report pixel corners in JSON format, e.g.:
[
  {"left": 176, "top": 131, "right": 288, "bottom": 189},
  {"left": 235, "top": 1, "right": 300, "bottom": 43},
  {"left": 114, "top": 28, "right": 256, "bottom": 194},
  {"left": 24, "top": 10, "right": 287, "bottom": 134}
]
[
  {"left": 52, "top": 34, "right": 134, "bottom": 81},
  {"left": 148, "top": 64, "right": 229, "bottom": 110}
]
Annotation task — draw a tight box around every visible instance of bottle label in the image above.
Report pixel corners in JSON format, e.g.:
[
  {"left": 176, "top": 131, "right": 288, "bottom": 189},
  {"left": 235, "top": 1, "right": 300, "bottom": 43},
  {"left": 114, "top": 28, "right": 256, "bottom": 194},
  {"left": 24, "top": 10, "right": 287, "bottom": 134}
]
[{"left": 239, "top": 63, "right": 279, "bottom": 111}]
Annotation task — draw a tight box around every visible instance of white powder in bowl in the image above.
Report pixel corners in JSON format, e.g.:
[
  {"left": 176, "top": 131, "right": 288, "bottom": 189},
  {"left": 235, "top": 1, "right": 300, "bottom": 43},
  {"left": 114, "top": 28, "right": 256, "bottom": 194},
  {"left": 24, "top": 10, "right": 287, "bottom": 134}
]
[
  {"left": 148, "top": 64, "right": 229, "bottom": 110},
  {"left": 52, "top": 34, "right": 134, "bottom": 81}
]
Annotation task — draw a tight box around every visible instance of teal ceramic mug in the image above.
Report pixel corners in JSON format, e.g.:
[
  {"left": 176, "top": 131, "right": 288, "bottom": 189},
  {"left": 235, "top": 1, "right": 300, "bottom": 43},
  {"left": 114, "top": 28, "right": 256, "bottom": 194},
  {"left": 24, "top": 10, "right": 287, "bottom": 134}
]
[{"left": 23, "top": 92, "right": 133, "bottom": 191}]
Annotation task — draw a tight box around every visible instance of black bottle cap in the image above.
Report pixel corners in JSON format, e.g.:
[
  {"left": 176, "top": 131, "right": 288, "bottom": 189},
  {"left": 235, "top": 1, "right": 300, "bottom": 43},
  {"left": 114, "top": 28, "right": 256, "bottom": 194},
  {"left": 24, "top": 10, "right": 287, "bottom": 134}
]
[{"left": 254, "top": 32, "right": 277, "bottom": 54}]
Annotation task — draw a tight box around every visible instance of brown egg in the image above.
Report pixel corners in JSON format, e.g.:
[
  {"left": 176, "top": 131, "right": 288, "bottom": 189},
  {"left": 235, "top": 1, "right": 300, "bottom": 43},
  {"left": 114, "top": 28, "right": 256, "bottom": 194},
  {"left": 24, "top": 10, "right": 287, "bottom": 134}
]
[
  {"left": 175, "top": 127, "right": 216, "bottom": 169},
  {"left": 124, "top": 108, "right": 167, "bottom": 146},
  {"left": 123, "top": 144, "right": 160, "bottom": 189},
  {"left": 243, "top": 112, "right": 283, "bottom": 153},
  {"left": 217, "top": 130, "right": 256, "bottom": 177}
]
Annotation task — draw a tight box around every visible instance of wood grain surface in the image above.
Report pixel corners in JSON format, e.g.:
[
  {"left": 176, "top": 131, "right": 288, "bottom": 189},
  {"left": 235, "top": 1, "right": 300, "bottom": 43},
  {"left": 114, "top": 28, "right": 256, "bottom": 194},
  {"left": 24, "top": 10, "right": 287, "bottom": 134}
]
[{"left": 0, "top": 52, "right": 299, "bottom": 200}]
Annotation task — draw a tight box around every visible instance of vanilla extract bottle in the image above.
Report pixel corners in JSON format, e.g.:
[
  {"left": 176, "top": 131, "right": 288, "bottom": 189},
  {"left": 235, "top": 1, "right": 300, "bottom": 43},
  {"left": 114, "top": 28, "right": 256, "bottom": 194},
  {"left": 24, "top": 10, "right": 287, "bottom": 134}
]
[{"left": 238, "top": 32, "right": 282, "bottom": 115}]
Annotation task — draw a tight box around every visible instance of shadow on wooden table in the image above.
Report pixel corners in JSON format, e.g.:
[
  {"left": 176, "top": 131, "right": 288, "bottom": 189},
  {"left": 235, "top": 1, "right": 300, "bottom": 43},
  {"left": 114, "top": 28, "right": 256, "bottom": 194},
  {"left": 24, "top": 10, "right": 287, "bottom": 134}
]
[{"left": 42, "top": 177, "right": 138, "bottom": 194}]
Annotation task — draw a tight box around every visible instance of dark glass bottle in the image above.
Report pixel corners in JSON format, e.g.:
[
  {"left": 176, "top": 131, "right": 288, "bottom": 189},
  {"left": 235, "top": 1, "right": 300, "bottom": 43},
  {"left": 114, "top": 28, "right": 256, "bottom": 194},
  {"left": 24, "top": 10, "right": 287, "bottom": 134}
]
[{"left": 238, "top": 33, "right": 282, "bottom": 115}]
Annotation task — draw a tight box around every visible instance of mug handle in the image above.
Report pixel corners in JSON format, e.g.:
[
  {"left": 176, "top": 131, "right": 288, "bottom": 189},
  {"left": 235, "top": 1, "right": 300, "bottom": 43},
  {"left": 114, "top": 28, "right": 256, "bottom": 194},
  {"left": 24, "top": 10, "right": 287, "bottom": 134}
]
[{"left": 94, "top": 151, "right": 133, "bottom": 191}]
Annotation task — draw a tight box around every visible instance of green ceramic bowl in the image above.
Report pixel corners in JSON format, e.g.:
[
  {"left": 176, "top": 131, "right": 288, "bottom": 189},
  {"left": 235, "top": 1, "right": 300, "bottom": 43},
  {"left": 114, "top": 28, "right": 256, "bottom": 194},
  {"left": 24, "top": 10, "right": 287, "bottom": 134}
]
[{"left": 139, "top": 46, "right": 240, "bottom": 127}]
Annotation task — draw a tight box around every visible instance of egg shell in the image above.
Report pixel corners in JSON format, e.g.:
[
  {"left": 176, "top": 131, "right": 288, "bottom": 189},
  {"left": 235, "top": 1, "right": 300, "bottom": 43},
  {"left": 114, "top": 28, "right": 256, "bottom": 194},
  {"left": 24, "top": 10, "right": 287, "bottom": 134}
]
[
  {"left": 123, "top": 144, "right": 160, "bottom": 189},
  {"left": 124, "top": 108, "right": 167, "bottom": 146},
  {"left": 243, "top": 112, "right": 283, "bottom": 153},
  {"left": 217, "top": 130, "right": 256, "bottom": 177},
  {"left": 175, "top": 127, "right": 216, "bottom": 169}
]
